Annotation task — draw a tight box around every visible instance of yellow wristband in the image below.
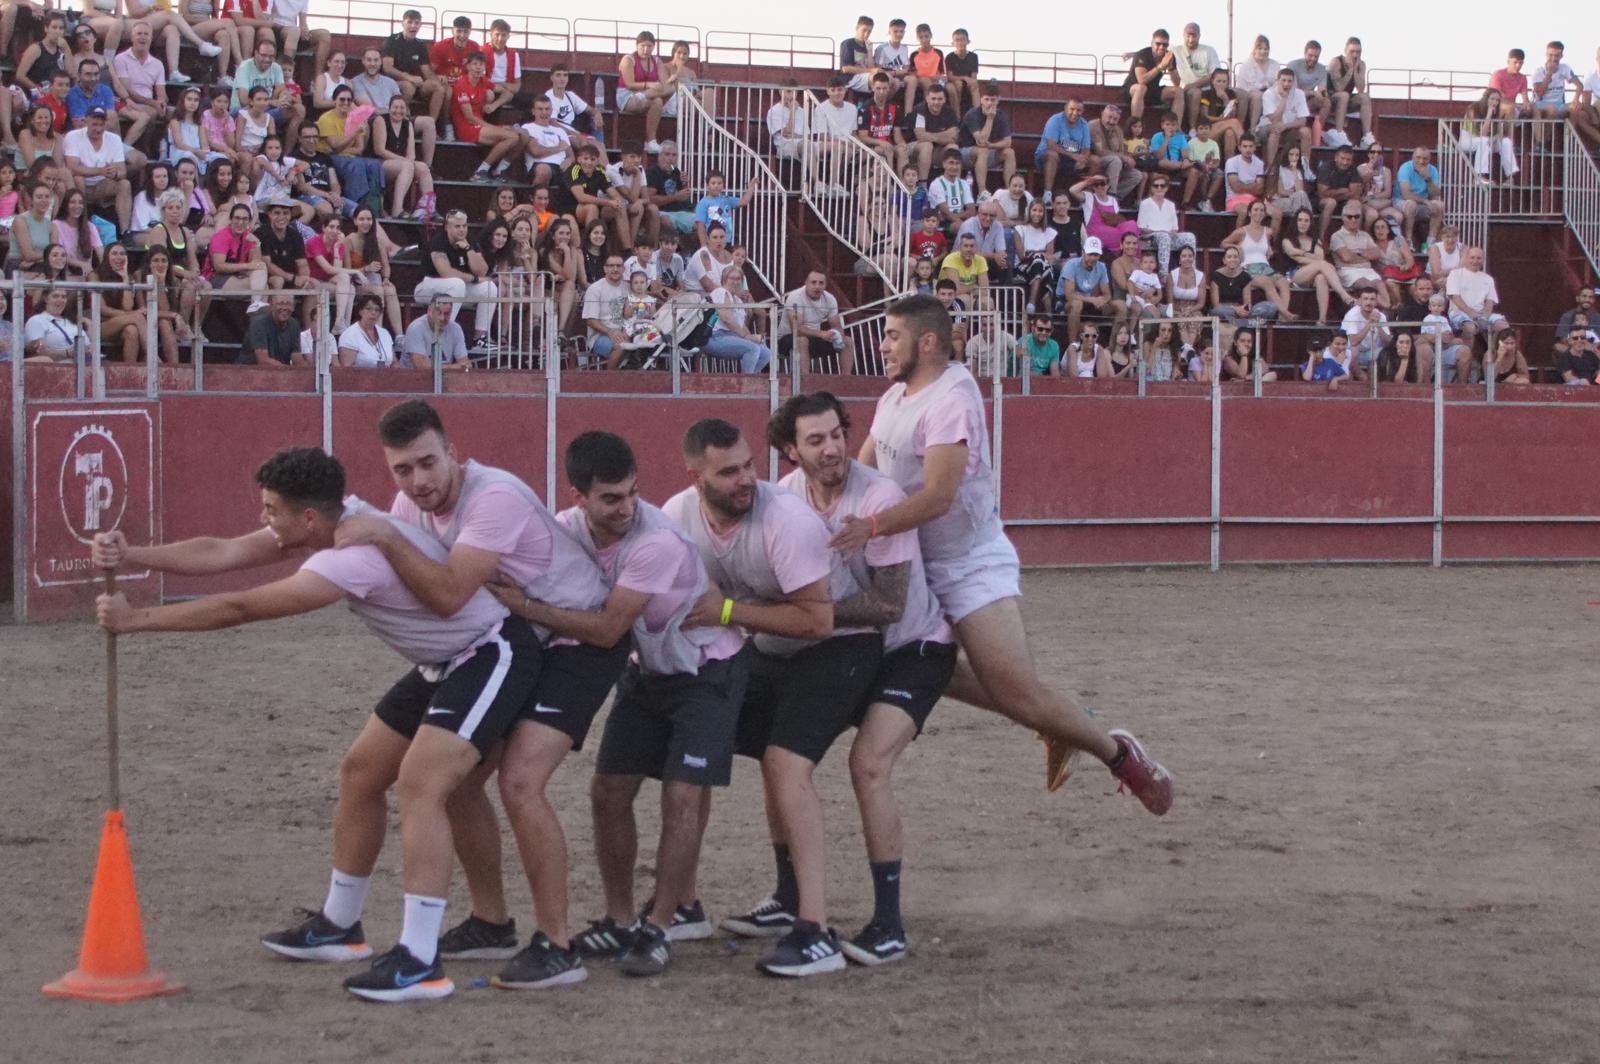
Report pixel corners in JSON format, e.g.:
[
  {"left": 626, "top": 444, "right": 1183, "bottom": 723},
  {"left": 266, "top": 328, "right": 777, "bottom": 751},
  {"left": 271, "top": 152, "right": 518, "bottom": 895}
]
[{"left": 719, "top": 598, "right": 734, "bottom": 626}]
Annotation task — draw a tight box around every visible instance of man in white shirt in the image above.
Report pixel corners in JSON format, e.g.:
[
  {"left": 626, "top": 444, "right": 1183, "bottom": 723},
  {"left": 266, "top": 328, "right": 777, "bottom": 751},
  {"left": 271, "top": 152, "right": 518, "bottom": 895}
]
[
  {"left": 519, "top": 96, "right": 570, "bottom": 187},
  {"left": 64, "top": 108, "right": 132, "bottom": 230},
  {"left": 1446, "top": 247, "right": 1510, "bottom": 363},
  {"left": 1530, "top": 41, "right": 1583, "bottom": 150},
  {"left": 926, "top": 149, "right": 975, "bottom": 231},
  {"left": 873, "top": 18, "right": 914, "bottom": 109},
  {"left": 582, "top": 253, "right": 631, "bottom": 368},
  {"left": 269, "top": 0, "right": 331, "bottom": 76},
  {"left": 1170, "top": 22, "right": 1220, "bottom": 132},
  {"left": 776, "top": 270, "right": 854, "bottom": 373},
  {"left": 810, "top": 74, "right": 859, "bottom": 195},
  {"left": 1255, "top": 67, "right": 1309, "bottom": 170},
  {"left": 766, "top": 81, "right": 808, "bottom": 162},
  {"left": 1341, "top": 286, "right": 1391, "bottom": 379},
  {"left": 544, "top": 64, "right": 602, "bottom": 154}
]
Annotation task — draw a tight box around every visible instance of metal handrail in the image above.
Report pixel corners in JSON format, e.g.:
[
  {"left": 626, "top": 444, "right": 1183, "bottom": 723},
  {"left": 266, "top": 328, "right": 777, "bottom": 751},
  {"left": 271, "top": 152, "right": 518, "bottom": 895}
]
[
  {"left": 798, "top": 90, "right": 911, "bottom": 296},
  {"left": 1564, "top": 124, "right": 1600, "bottom": 279}
]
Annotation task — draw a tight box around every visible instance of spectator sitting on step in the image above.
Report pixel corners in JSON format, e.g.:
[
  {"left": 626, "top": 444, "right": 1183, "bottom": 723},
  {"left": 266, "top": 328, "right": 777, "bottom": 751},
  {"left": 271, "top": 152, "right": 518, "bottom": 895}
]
[
  {"left": 646, "top": 140, "right": 695, "bottom": 240},
  {"left": 1529, "top": 41, "right": 1582, "bottom": 130},
  {"left": 1487, "top": 330, "right": 1530, "bottom": 385},
  {"left": 1147, "top": 112, "right": 1199, "bottom": 207},
  {"left": 1254, "top": 68, "right": 1309, "bottom": 177},
  {"left": 958, "top": 81, "right": 1015, "bottom": 196},
  {"left": 368, "top": 95, "right": 433, "bottom": 219},
  {"left": 1137, "top": 173, "right": 1195, "bottom": 276},
  {"left": 68, "top": 58, "right": 119, "bottom": 133},
  {"left": 1327, "top": 37, "right": 1374, "bottom": 148},
  {"left": 702, "top": 265, "right": 772, "bottom": 373},
  {"left": 910, "top": 23, "right": 943, "bottom": 97},
  {"left": 263, "top": 0, "right": 330, "bottom": 78},
  {"left": 685, "top": 222, "right": 732, "bottom": 295},
  {"left": 1302, "top": 333, "right": 1352, "bottom": 388},
  {"left": 291, "top": 123, "right": 354, "bottom": 221},
  {"left": 232, "top": 37, "right": 303, "bottom": 132},
  {"left": 1488, "top": 49, "right": 1529, "bottom": 118},
  {"left": 1341, "top": 285, "right": 1391, "bottom": 380},
  {"left": 253, "top": 134, "right": 315, "bottom": 225},
  {"left": 1122, "top": 28, "right": 1182, "bottom": 126},
  {"left": 1556, "top": 324, "right": 1599, "bottom": 384},
  {"left": 455, "top": 53, "right": 524, "bottom": 183},
  {"left": 381, "top": 9, "right": 448, "bottom": 137},
  {"left": 551, "top": 143, "right": 630, "bottom": 249},
  {"left": 415, "top": 209, "right": 498, "bottom": 350},
  {"left": 1171, "top": 23, "right": 1221, "bottom": 129},
  {"left": 430, "top": 15, "right": 478, "bottom": 91},
  {"left": 855, "top": 72, "right": 905, "bottom": 170},
  {"left": 1124, "top": 247, "right": 1164, "bottom": 320},
  {"left": 839, "top": 15, "right": 877, "bottom": 96},
  {"left": 617, "top": 30, "right": 674, "bottom": 154},
  {"left": 1284, "top": 40, "right": 1333, "bottom": 129},
  {"left": 926, "top": 149, "right": 975, "bottom": 233},
  {"left": 909, "top": 208, "right": 948, "bottom": 263},
  {"left": 1192, "top": 70, "right": 1243, "bottom": 160},
  {"left": 1446, "top": 246, "right": 1510, "bottom": 364},
  {"left": 940, "top": 230, "right": 989, "bottom": 303},
  {"left": 665, "top": 40, "right": 701, "bottom": 105},
  {"left": 316, "top": 86, "right": 385, "bottom": 209},
  {"left": 230, "top": 87, "right": 273, "bottom": 179},
  {"left": 1328, "top": 202, "right": 1387, "bottom": 307},
  {"left": 648, "top": 232, "right": 686, "bottom": 297},
  {"left": 480, "top": 19, "right": 522, "bottom": 116},
  {"left": 64, "top": 107, "right": 134, "bottom": 234},
  {"left": 1233, "top": 35, "right": 1279, "bottom": 130},
  {"left": 767, "top": 81, "right": 808, "bottom": 163},
  {"left": 956, "top": 199, "right": 1010, "bottom": 282},
  {"left": 1078, "top": 173, "right": 1139, "bottom": 254},
  {"left": 402, "top": 292, "right": 469, "bottom": 370},
  {"left": 990, "top": 172, "right": 1032, "bottom": 225},
  {"left": 1315, "top": 143, "right": 1362, "bottom": 241},
  {"left": 1035, "top": 98, "right": 1093, "bottom": 205},
  {"left": 311, "top": 51, "right": 351, "bottom": 111},
  {"left": 607, "top": 142, "right": 655, "bottom": 255},
  {"left": 520, "top": 95, "right": 570, "bottom": 188},
  {"left": 113, "top": 22, "right": 171, "bottom": 147},
  {"left": 693, "top": 168, "right": 756, "bottom": 247},
  {"left": 1552, "top": 287, "right": 1596, "bottom": 356},
  {"left": 351, "top": 47, "right": 435, "bottom": 167},
  {"left": 123, "top": 0, "right": 220, "bottom": 85},
  {"left": 905, "top": 80, "right": 960, "bottom": 182},
  {"left": 1089, "top": 102, "right": 1140, "bottom": 200},
  {"left": 777, "top": 269, "right": 855, "bottom": 374},
  {"left": 1571, "top": 48, "right": 1600, "bottom": 149},
  {"left": 1420, "top": 293, "right": 1465, "bottom": 383},
  {"left": 872, "top": 18, "right": 915, "bottom": 111},
  {"left": 1056, "top": 236, "right": 1116, "bottom": 337},
  {"left": 940, "top": 27, "right": 980, "bottom": 114},
  {"left": 240, "top": 292, "right": 309, "bottom": 366},
  {"left": 544, "top": 64, "right": 602, "bottom": 154}
]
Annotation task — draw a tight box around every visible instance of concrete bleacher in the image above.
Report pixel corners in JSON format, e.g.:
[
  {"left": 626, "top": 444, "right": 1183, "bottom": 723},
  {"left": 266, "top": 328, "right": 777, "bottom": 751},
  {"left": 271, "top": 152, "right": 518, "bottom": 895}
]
[{"left": 3, "top": 13, "right": 1592, "bottom": 377}]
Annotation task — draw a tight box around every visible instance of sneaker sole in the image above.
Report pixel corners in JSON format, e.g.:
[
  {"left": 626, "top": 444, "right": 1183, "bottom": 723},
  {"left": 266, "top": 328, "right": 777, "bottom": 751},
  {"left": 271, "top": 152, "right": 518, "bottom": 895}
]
[
  {"left": 345, "top": 976, "right": 454, "bottom": 1002},
  {"left": 619, "top": 959, "right": 667, "bottom": 978},
  {"left": 718, "top": 917, "right": 793, "bottom": 939},
  {"left": 759, "top": 952, "right": 847, "bottom": 978},
  {"left": 438, "top": 945, "right": 520, "bottom": 961},
  {"left": 840, "top": 941, "right": 907, "bottom": 967},
  {"left": 260, "top": 939, "right": 373, "bottom": 963},
  {"left": 490, "top": 966, "right": 588, "bottom": 990},
  {"left": 666, "top": 920, "right": 714, "bottom": 942}
]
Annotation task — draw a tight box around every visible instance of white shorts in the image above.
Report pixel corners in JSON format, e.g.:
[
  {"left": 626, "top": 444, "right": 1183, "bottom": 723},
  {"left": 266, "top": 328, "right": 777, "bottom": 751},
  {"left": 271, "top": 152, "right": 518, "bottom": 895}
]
[{"left": 925, "top": 532, "right": 1022, "bottom": 625}]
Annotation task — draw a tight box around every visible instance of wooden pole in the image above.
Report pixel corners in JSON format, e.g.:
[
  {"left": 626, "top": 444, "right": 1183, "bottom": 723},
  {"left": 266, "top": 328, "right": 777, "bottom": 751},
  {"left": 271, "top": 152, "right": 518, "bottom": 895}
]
[{"left": 104, "top": 569, "right": 120, "bottom": 812}]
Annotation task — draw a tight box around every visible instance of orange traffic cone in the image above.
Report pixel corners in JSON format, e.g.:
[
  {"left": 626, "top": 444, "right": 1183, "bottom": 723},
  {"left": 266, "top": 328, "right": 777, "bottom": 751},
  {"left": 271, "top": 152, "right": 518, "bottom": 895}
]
[{"left": 43, "top": 810, "right": 183, "bottom": 1002}]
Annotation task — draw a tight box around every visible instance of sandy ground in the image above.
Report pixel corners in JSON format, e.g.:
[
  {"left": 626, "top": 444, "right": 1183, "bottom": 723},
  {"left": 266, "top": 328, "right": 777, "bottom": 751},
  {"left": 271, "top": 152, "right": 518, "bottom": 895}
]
[{"left": 4, "top": 566, "right": 1599, "bottom": 1064}]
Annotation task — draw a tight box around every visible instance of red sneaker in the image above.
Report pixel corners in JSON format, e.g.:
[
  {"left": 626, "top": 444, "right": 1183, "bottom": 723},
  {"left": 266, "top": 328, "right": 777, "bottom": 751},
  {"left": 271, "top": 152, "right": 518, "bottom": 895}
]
[{"left": 1109, "top": 729, "right": 1173, "bottom": 815}]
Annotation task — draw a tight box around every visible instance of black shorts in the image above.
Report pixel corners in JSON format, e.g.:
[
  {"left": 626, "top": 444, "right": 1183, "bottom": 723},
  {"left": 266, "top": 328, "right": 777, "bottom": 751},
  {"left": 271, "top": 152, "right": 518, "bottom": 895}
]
[
  {"left": 373, "top": 617, "right": 543, "bottom": 757},
  {"left": 735, "top": 633, "right": 883, "bottom": 765},
  {"left": 518, "top": 638, "right": 632, "bottom": 750},
  {"left": 859, "top": 640, "right": 957, "bottom": 734},
  {"left": 593, "top": 648, "right": 751, "bottom": 788},
  {"left": 777, "top": 334, "right": 836, "bottom": 364}
]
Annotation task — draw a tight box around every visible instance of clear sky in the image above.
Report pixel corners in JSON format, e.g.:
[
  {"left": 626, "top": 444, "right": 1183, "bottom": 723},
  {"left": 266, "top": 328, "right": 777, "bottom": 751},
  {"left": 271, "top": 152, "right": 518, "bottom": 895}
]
[{"left": 563, "top": 6, "right": 1598, "bottom": 91}]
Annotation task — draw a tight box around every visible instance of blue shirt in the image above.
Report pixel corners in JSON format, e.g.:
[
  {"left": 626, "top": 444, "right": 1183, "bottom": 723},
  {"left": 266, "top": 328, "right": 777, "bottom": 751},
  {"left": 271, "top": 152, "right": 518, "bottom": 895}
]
[
  {"left": 1309, "top": 355, "right": 1349, "bottom": 381},
  {"left": 1394, "top": 161, "right": 1439, "bottom": 202},
  {"left": 1038, "top": 113, "right": 1092, "bottom": 156},
  {"left": 693, "top": 193, "right": 740, "bottom": 241},
  {"left": 1150, "top": 130, "right": 1189, "bottom": 162},
  {"left": 66, "top": 84, "right": 117, "bottom": 123},
  {"left": 1057, "top": 256, "right": 1108, "bottom": 298}
]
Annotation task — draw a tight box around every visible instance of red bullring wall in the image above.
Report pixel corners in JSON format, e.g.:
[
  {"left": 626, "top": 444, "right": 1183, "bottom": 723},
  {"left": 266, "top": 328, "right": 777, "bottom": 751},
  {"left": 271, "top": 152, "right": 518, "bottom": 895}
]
[{"left": 9, "top": 366, "right": 1600, "bottom": 620}]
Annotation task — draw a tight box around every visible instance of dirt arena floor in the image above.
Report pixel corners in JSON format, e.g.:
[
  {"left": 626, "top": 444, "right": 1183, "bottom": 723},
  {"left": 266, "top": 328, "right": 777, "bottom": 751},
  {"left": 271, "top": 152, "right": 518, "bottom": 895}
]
[{"left": 4, "top": 565, "right": 1598, "bottom": 1064}]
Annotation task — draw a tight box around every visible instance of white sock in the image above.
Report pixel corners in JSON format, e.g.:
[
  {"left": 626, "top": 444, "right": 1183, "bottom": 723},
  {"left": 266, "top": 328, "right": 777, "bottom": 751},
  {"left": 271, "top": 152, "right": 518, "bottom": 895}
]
[
  {"left": 399, "top": 893, "right": 447, "bottom": 965},
  {"left": 321, "top": 869, "right": 369, "bottom": 929},
  {"left": 493, "top": 160, "right": 509, "bottom": 173},
  {"left": 474, "top": 162, "right": 490, "bottom": 173}
]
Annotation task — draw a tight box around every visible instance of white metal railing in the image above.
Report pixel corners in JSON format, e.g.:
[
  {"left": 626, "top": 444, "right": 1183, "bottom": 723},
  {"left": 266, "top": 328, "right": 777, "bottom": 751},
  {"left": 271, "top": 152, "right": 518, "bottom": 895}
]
[
  {"left": 1437, "top": 120, "right": 1490, "bottom": 263},
  {"left": 1564, "top": 124, "right": 1600, "bottom": 279},
  {"left": 673, "top": 83, "right": 789, "bottom": 298},
  {"left": 698, "top": 81, "right": 794, "bottom": 163},
  {"left": 841, "top": 286, "right": 1026, "bottom": 378},
  {"left": 798, "top": 91, "right": 911, "bottom": 295}
]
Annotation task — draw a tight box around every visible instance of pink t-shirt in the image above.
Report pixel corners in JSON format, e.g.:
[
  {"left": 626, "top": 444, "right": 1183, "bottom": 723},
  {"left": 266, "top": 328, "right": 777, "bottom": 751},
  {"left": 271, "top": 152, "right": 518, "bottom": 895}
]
[
  {"left": 703, "top": 489, "right": 832, "bottom": 595},
  {"left": 304, "top": 233, "right": 346, "bottom": 280},
  {"left": 205, "top": 227, "right": 256, "bottom": 278},
  {"left": 53, "top": 219, "right": 102, "bottom": 260},
  {"left": 1489, "top": 70, "right": 1527, "bottom": 101},
  {"left": 113, "top": 50, "right": 165, "bottom": 100},
  {"left": 596, "top": 527, "right": 743, "bottom": 661},
  {"left": 201, "top": 109, "right": 235, "bottom": 147},
  {"left": 302, "top": 543, "right": 402, "bottom": 600},
  {"left": 389, "top": 481, "right": 552, "bottom": 592},
  {"left": 906, "top": 387, "right": 987, "bottom": 478}
]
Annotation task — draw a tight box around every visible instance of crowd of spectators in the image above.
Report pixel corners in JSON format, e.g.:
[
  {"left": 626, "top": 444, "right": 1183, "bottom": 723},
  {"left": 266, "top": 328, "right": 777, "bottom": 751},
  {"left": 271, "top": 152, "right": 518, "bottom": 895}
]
[{"left": 0, "top": 6, "right": 1595, "bottom": 383}]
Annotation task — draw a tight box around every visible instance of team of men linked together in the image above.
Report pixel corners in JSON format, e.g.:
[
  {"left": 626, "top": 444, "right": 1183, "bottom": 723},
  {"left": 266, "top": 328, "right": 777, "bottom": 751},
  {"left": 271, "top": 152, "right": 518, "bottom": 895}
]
[{"left": 91, "top": 294, "right": 1173, "bottom": 1002}]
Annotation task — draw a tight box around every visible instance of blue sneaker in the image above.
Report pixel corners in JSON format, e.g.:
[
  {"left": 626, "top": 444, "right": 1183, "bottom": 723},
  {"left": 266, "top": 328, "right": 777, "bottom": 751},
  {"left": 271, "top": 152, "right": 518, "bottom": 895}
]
[
  {"left": 260, "top": 908, "right": 372, "bottom": 963},
  {"left": 758, "top": 920, "right": 845, "bottom": 978},
  {"left": 342, "top": 944, "right": 453, "bottom": 1002}
]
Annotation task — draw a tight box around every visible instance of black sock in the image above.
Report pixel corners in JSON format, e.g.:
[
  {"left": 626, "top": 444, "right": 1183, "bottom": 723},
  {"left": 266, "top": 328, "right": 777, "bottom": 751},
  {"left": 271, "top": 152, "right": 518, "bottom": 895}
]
[
  {"left": 870, "top": 860, "right": 903, "bottom": 928},
  {"left": 773, "top": 843, "right": 799, "bottom": 912},
  {"left": 1107, "top": 737, "right": 1128, "bottom": 770}
]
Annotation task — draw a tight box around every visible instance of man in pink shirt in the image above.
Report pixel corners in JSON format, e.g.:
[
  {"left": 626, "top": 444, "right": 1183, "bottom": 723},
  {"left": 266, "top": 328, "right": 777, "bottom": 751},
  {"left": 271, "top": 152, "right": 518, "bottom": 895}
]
[
  {"left": 1488, "top": 49, "right": 1530, "bottom": 117},
  {"left": 487, "top": 431, "right": 749, "bottom": 978},
  {"left": 830, "top": 294, "right": 1175, "bottom": 814},
  {"left": 757, "top": 392, "right": 955, "bottom": 971},
  {"left": 112, "top": 22, "right": 170, "bottom": 149},
  {"left": 330, "top": 400, "right": 614, "bottom": 991},
  {"left": 92, "top": 447, "right": 541, "bottom": 1003}
]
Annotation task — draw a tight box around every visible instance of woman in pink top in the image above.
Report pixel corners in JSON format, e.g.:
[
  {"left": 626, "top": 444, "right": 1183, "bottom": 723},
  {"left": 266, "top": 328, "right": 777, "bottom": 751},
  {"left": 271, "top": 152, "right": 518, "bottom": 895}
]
[
  {"left": 306, "top": 215, "right": 359, "bottom": 331},
  {"left": 205, "top": 201, "right": 267, "bottom": 304},
  {"left": 53, "top": 187, "right": 102, "bottom": 274}
]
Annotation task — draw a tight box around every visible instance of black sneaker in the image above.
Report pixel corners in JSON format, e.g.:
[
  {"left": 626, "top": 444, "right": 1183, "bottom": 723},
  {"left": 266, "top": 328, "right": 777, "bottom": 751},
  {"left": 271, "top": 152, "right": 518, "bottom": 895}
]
[
  {"left": 639, "top": 897, "right": 714, "bottom": 942},
  {"left": 840, "top": 920, "right": 908, "bottom": 967},
  {"left": 719, "top": 895, "right": 795, "bottom": 938},
  {"left": 573, "top": 916, "right": 637, "bottom": 959},
  {"left": 437, "top": 914, "right": 518, "bottom": 960},
  {"left": 342, "top": 944, "right": 453, "bottom": 1002},
  {"left": 619, "top": 921, "right": 671, "bottom": 977},
  {"left": 758, "top": 920, "right": 846, "bottom": 978},
  {"left": 260, "top": 908, "right": 373, "bottom": 962},
  {"left": 491, "top": 932, "right": 588, "bottom": 990}
]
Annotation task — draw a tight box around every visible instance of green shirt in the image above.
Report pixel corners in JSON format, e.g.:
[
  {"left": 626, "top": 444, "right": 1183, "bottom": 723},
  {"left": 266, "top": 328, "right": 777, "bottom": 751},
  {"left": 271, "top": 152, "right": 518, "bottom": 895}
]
[{"left": 1024, "top": 335, "right": 1061, "bottom": 375}]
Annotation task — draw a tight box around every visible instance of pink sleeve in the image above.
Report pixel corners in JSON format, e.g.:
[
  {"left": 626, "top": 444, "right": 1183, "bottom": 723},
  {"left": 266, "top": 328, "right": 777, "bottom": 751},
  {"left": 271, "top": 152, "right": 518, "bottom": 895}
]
[
  {"left": 452, "top": 483, "right": 536, "bottom": 557},
  {"left": 301, "top": 545, "right": 389, "bottom": 598},
  {"left": 919, "top": 389, "right": 982, "bottom": 451},
  {"left": 858, "top": 478, "right": 915, "bottom": 568},
  {"left": 615, "top": 529, "right": 686, "bottom": 596},
  {"left": 763, "top": 494, "right": 832, "bottom": 593}
]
